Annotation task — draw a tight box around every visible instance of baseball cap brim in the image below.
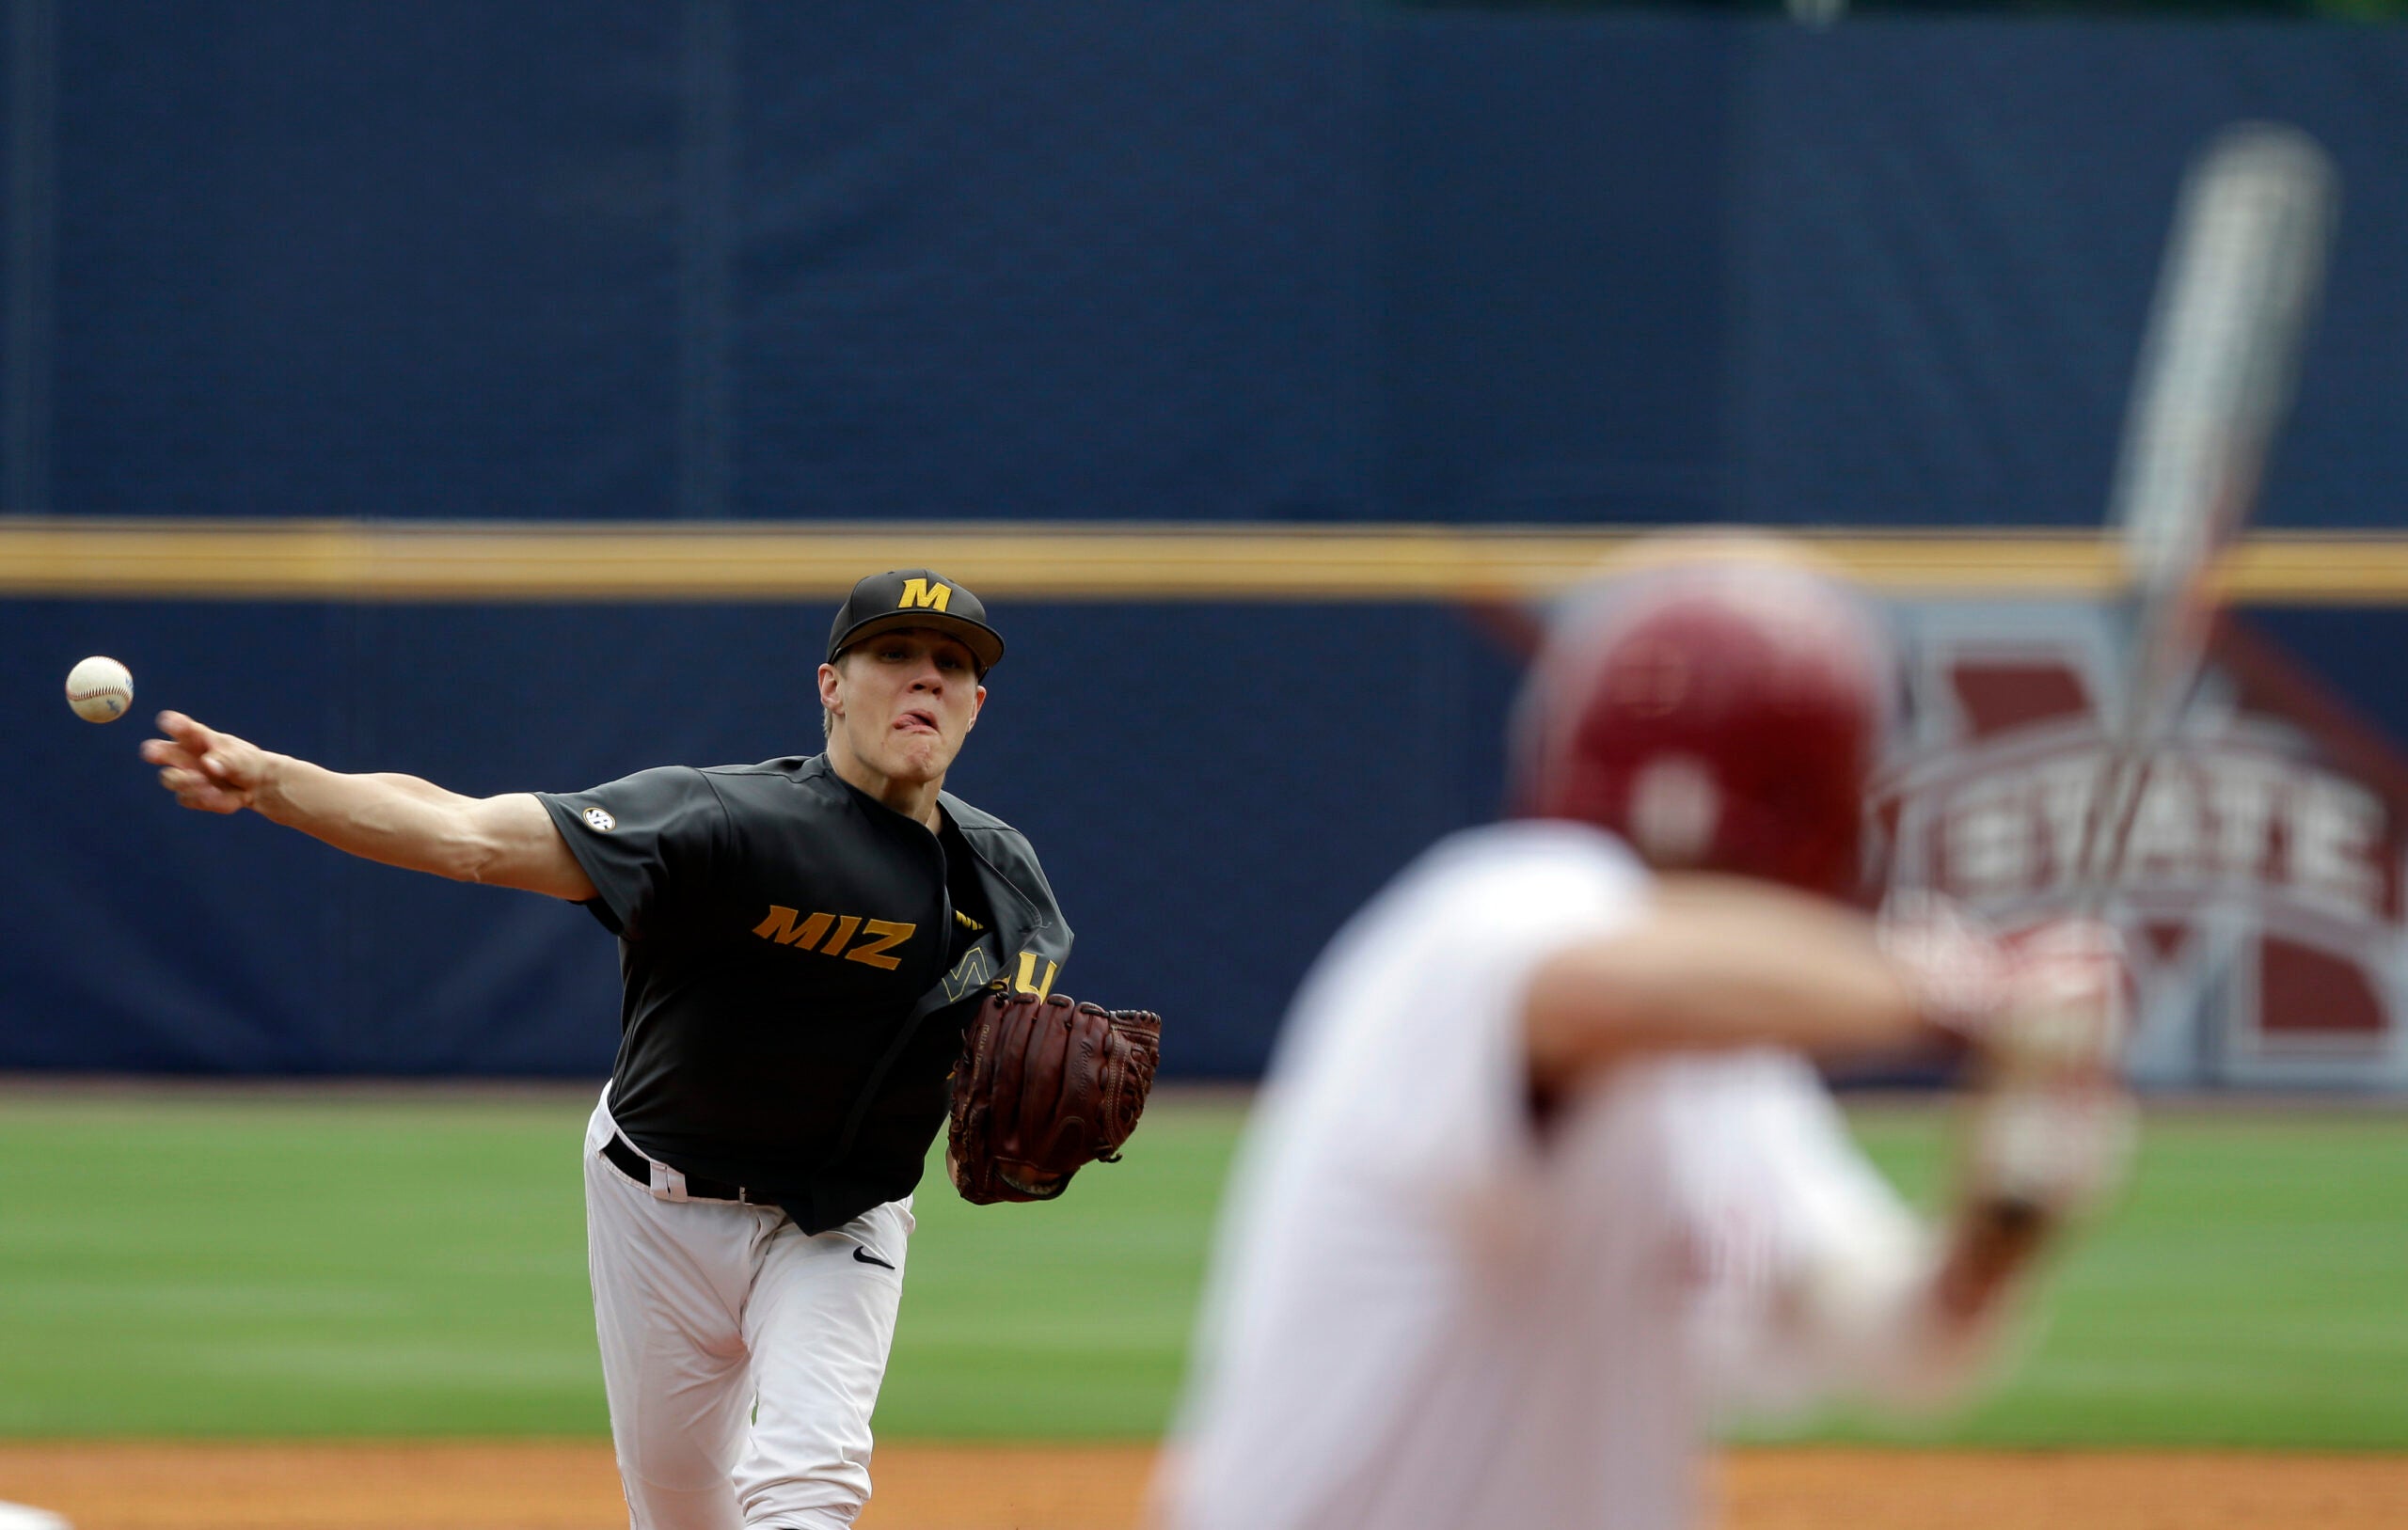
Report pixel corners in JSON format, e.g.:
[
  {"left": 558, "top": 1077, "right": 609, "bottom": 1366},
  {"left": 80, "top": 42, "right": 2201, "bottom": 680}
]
[{"left": 830, "top": 609, "right": 1006, "bottom": 672}]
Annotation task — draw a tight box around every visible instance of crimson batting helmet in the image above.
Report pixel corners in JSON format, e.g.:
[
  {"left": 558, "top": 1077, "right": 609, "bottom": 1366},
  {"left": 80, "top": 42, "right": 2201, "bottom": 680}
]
[{"left": 1510, "top": 549, "right": 1896, "bottom": 899}]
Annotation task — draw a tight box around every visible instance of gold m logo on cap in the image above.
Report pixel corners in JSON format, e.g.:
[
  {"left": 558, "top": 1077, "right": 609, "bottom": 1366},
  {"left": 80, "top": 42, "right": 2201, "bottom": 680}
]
[{"left": 897, "top": 578, "right": 952, "bottom": 611}]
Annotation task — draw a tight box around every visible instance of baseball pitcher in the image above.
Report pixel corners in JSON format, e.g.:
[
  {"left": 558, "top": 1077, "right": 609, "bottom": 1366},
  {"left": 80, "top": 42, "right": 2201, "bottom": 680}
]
[{"left": 143, "top": 569, "right": 1156, "bottom": 1530}]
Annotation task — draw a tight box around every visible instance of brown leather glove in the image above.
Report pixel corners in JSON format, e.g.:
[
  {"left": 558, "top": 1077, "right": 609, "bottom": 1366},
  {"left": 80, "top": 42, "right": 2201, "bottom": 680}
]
[{"left": 946, "top": 988, "right": 1164, "bottom": 1205}]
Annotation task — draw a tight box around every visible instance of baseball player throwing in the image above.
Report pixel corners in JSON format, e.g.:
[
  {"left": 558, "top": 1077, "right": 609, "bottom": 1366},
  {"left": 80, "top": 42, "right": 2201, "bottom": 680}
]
[
  {"left": 142, "top": 569, "right": 1071, "bottom": 1530},
  {"left": 1154, "top": 542, "right": 2132, "bottom": 1530}
]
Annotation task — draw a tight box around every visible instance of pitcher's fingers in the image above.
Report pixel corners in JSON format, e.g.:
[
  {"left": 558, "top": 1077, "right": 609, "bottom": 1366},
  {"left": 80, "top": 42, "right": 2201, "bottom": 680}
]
[
  {"left": 155, "top": 711, "right": 214, "bottom": 750},
  {"left": 172, "top": 782, "right": 242, "bottom": 813},
  {"left": 140, "top": 737, "right": 199, "bottom": 770},
  {"left": 164, "top": 765, "right": 243, "bottom": 804}
]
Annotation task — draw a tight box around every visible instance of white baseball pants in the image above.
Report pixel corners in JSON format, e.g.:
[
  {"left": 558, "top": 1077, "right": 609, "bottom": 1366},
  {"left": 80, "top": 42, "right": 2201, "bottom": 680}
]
[{"left": 583, "top": 1097, "right": 913, "bottom": 1530}]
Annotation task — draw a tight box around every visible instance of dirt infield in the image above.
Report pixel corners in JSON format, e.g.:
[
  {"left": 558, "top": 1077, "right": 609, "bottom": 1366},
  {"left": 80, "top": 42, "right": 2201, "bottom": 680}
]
[{"left": 2, "top": 1443, "right": 2405, "bottom": 1530}]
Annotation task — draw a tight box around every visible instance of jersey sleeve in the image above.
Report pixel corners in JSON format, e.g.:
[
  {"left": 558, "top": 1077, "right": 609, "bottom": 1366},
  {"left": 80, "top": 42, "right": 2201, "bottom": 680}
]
[
  {"left": 535, "top": 766, "right": 729, "bottom": 939},
  {"left": 1663, "top": 1057, "right": 1977, "bottom": 1419},
  {"left": 1264, "top": 825, "right": 1647, "bottom": 1210}
]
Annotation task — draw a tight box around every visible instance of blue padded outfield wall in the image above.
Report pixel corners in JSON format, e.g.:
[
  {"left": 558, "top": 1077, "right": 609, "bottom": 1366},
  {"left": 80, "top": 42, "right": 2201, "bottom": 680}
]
[
  {"left": 8, "top": 4, "right": 2408, "bottom": 1077},
  {"left": 19, "top": 6, "right": 2408, "bottom": 530}
]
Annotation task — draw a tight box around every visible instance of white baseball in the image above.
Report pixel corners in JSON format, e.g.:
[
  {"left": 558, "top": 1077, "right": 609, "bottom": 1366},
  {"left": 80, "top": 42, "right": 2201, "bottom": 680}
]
[{"left": 65, "top": 655, "right": 135, "bottom": 724}]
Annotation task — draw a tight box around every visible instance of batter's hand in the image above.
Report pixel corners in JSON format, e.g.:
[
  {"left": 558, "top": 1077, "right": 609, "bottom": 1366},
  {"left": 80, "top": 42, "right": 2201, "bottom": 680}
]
[
  {"left": 1962, "top": 918, "right": 2135, "bottom": 1224},
  {"left": 141, "top": 711, "right": 275, "bottom": 813},
  {"left": 1984, "top": 920, "right": 2129, "bottom": 1081}
]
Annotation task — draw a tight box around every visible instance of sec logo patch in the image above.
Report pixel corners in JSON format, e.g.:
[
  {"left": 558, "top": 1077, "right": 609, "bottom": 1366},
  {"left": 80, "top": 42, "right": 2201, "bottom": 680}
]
[{"left": 583, "top": 807, "right": 617, "bottom": 832}]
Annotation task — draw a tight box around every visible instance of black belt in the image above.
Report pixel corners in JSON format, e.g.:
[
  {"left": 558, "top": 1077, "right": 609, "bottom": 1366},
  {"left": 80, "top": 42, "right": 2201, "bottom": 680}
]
[{"left": 602, "top": 1134, "right": 768, "bottom": 1206}]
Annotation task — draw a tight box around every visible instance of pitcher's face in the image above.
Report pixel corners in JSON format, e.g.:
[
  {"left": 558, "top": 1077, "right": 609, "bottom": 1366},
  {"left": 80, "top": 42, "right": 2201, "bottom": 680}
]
[{"left": 821, "top": 629, "right": 987, "bottom": 786}]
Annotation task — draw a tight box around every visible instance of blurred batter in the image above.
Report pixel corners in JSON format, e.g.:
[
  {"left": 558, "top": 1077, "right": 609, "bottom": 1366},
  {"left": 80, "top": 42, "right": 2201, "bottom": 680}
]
[{"left": 1153, "top": 544, "right": 2131, "bottom": 1530}]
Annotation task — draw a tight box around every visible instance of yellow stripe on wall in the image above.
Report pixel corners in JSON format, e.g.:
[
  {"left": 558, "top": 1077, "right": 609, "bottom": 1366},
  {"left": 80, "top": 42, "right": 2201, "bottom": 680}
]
[{"left": 5, "top": 518, "right": 2408, "bottom": 603}]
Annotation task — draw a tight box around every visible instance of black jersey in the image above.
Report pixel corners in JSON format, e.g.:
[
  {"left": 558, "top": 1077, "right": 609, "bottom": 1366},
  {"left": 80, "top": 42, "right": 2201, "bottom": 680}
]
[{"left": 537, "top": 754, "right": 1072, "bottom": 1233}]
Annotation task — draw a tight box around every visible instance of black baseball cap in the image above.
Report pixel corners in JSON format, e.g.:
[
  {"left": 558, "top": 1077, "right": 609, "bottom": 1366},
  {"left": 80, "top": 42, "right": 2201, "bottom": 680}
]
[{"left": 826, "top": 568, "right": 1006, "bottom": 672}]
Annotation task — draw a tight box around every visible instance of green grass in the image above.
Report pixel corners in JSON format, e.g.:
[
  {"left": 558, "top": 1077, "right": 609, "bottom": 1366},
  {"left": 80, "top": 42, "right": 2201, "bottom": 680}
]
[
  {"left": 0, "top": 1090, "right": 2400, "bottom": 1445},
  {"left": 1814, "top": 1104, "right": 2408, "bottom": 1448},
  {"left": 0, "top": 1093, "right": 605, "bottom": 1436},
  {"left": 885, "top": 1097, "right": 1245, "bottom": 1438}
]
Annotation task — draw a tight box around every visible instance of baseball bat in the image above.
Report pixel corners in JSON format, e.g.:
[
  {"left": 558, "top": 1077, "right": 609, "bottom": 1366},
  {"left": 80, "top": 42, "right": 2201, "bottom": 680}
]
[{"left": 2075, "top": 122, "right": 2338, "bottom": 906}]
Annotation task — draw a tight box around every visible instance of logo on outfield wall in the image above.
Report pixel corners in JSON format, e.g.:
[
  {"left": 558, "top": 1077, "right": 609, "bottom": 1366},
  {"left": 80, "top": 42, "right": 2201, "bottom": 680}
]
[{"left": 1877, "top": 600, "right": 2408, "bottom": 1088}]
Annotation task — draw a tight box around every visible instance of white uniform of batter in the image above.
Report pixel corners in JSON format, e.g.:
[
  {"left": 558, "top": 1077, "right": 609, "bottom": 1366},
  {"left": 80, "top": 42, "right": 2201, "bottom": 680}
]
[{"left": 1157, "top": 821, "right": 1981, "bottom": 1530}]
